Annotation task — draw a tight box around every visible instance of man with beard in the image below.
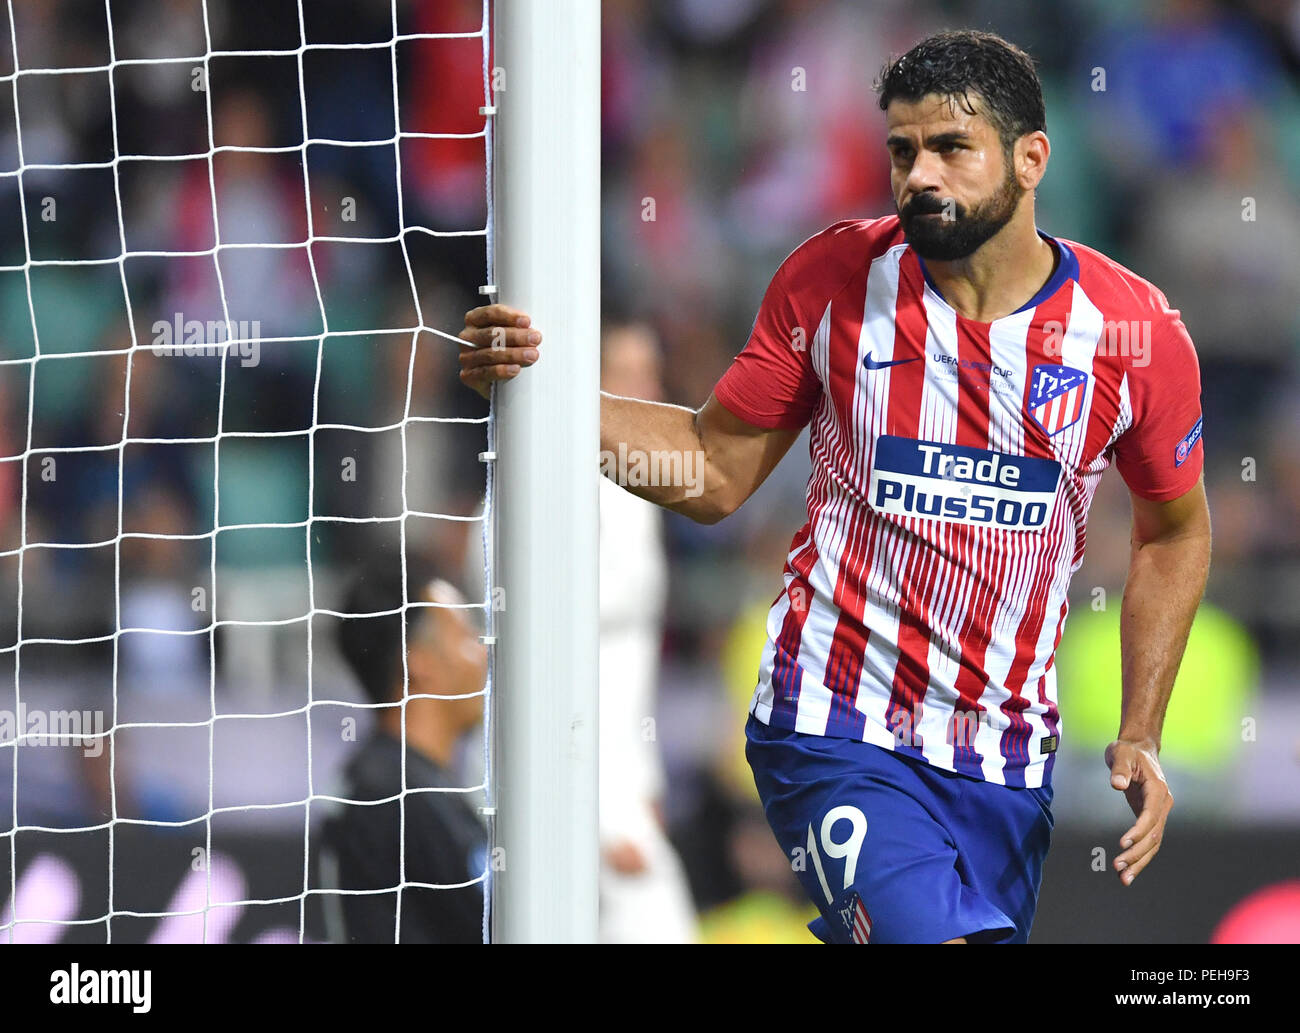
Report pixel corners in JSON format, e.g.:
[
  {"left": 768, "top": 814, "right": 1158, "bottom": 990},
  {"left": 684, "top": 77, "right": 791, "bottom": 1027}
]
[{"left": 456, "top": 30, "right": 1211, "bottom": 943}]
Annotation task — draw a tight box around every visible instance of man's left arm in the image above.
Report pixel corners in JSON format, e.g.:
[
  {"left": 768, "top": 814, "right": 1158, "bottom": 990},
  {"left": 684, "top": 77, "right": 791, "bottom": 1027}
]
[{"left": 1108, "top": 474, "right": 1211, "bottom": 885}]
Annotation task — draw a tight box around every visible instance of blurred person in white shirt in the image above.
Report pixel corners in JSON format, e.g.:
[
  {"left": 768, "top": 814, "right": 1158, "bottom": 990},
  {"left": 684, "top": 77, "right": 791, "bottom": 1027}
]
[{"left": 598, "top": 322, "right": 698, "bottom": 944}]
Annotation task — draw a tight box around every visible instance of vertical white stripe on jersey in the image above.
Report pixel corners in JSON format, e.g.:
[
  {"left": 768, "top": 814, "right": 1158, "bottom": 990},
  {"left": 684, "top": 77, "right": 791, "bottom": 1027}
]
[
  {"left": 1053, "top": 283, "right": 1105, "bottom": 476},
  {"left": 1007, "top": 285, "right": 1107, "bottom": 784},
  {"left": 855, "top": 245, "right": 907, "bottom": 484},
  {"left": 784, "top": 302, "right": 841, "bottom": 735},
  {"left": 851, "top": 248, "right": 910, "bottom": 741},
  {"left": 1115, "top": 369, "right": 1135, "bottom": 443},
  {"left": 916, "top": 287, "right": 961, "bottom": 444},
  {"left": 751, "top": 301, "right": 836, "bottom": 724},
  {"left": 750, "top": 583, "right": 789, "bottom": 723},
  {"left": 970, "top": 307, "right": 1039, "bottom": 779},
  {"left": 907, "top": 287, "right": 965, "bottom": 765}
]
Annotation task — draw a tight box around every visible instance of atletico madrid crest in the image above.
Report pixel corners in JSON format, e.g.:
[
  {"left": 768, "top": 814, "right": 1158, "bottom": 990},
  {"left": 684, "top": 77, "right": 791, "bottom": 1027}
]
[
  {"left": 839, "top": 891, "right": 872, "bottom": 944},
  {"left": 1027, "top": 363, "right": 1089, "bottom": 437}
]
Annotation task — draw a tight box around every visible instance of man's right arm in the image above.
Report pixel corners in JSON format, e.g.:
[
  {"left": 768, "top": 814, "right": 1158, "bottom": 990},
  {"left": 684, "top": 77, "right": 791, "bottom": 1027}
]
[
  {"left": 600, "top": 390, "right": 801, "bottom": 524},
  {"left": 457, "top": 304, "right": 801, "bottom": 525}
]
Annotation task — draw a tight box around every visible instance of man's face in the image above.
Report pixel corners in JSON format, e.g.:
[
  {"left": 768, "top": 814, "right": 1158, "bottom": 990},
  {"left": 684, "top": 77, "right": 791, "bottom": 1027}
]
[
  {"left": 408, "top": 579, "right": 487, "bottom": 725},
  {"left": 885, "top": 93, "right": 1025, "bottom": 261}
]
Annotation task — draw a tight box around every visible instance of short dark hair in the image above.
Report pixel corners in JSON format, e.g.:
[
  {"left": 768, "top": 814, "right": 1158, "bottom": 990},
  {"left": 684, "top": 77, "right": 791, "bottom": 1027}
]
[
  {"left": 875, "top": 30, "right": 1046, "bottom": 154},
  {"left": 335, "top": 558, "right": 442, "bottom": 705}
]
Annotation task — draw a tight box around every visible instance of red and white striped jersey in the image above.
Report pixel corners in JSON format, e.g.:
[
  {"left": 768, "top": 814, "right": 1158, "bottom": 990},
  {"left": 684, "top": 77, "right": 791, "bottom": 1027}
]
[{"left": 714, "top": 216, "right": 1204, "bottom": 788}]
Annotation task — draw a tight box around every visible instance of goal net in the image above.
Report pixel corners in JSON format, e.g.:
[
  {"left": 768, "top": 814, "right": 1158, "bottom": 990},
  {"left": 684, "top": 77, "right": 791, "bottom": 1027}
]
[{"left": 0, "top": 0, "right": 495, "bottom": 943}]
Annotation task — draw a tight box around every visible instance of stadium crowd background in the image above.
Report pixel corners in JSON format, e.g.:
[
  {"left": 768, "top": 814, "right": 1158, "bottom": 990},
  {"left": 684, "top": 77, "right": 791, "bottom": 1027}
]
[{"left": 0, "top": 0, "right": 1297, "bottom": 942}]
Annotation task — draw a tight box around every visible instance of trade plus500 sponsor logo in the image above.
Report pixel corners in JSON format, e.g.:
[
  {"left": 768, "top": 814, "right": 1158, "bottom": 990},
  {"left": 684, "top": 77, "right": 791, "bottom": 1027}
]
[{"left": 868, "top": 435, "right": 1062, "bottom": 531}]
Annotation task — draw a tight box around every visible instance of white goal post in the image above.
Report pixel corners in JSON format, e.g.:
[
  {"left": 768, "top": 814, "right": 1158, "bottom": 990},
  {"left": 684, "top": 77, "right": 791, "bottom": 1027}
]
[{"left": 491, "top": 0, "right": 601, "bottom": 943}]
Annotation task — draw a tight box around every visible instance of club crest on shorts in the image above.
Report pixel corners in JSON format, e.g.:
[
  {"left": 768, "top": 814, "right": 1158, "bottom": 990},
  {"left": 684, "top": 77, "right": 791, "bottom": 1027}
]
[
  {"left": 838, "top": 891, "right": 872, "bottom": 944},
  {"left": 1027, "top": 364, "right": 1089, "bottom": 437}
]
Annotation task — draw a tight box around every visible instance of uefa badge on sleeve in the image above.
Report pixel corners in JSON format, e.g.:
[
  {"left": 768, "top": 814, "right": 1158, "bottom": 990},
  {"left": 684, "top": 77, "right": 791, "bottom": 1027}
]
[{"left": 1175, "top": 417, "right": 1203, "bottom": 467}]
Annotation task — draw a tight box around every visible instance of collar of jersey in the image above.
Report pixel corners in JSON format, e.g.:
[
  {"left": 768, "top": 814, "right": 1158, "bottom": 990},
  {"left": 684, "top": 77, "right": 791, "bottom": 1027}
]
[{"left": 914, "top": 229, "right": 1079, "bottom": 319}]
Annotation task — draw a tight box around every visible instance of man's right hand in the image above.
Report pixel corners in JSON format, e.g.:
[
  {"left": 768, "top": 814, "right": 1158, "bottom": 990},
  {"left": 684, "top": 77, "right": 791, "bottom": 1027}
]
[
  {"left": 457, "top": 304, "right": 543, "bottom": 400},
  {"left": 457, "top": 304, "right": 804, "bottom": 525}
]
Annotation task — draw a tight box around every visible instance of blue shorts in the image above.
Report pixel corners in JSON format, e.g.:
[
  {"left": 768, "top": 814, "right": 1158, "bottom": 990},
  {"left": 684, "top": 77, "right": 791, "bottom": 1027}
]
[{"left": 745, "top": 714, "right": 1054, "bottom": 944}]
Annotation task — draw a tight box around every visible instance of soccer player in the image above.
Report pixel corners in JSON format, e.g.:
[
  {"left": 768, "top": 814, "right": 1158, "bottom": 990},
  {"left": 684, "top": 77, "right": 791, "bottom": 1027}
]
[
  {"left": 319, "top": 562, "right": 489, "bottom": 943},
  {"left": 456, "top": 30, "right": 1212, "bottom": 943}
]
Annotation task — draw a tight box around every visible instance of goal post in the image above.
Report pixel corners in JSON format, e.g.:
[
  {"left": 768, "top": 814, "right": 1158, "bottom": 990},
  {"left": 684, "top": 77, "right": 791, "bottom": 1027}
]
[{"left": 491, "top": 0, "right": 601, "bottom": 943}]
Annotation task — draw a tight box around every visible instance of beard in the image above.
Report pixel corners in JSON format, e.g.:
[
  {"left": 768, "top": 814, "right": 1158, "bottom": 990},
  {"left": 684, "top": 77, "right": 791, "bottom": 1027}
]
[{"left": 897, "top": 163, "right": 1025, "bottom": 261}]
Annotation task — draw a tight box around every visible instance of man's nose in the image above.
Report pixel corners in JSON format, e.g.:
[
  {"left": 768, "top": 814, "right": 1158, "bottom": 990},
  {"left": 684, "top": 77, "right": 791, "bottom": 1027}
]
[{"left": 904, "top": 152, "right": 944, "bottom": 197}]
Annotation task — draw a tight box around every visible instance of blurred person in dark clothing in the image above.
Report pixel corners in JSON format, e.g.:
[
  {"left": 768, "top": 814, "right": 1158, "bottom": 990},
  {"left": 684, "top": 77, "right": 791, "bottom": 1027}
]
[{"left": 319, "top": 561, "right": 489, "bottom": 943}]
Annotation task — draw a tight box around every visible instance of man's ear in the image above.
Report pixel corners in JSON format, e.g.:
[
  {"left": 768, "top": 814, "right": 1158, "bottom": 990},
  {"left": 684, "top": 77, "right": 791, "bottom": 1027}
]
[{"left": 1016, "top": 130, "right": 1050, "bottom": 190}]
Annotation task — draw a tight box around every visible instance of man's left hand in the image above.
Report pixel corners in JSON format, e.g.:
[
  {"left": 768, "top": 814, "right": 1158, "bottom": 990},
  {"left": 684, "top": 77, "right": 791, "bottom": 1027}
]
[{"left": 1105, "top": 738, "right": 1174, "bottom": 886}]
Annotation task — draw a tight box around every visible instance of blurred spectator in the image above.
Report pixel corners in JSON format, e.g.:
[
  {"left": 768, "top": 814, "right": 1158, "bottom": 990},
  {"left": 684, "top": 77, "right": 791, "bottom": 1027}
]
[
  {"left": 598, "top": 322, "right": 698, "bottom": 943},
  {"left": 119, "top": 484, "right": 208, "bottom": 694},
  {"left": 319, "top": 560, "right": 488, "bottom": 944}
]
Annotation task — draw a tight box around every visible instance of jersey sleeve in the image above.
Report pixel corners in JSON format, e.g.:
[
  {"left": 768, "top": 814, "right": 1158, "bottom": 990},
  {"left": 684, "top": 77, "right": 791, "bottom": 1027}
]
[
  {"left": 712, "top": 239, "right": 825, "bottom": 430},
  {"left": 1111, "top": 304, "right": 1204, "bottom": 501}
]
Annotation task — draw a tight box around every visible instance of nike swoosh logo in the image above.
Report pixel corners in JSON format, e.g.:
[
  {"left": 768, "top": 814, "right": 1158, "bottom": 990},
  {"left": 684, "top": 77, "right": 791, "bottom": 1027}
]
[{"left": 862, "top": 353, "right": 920, "bottom": 370}]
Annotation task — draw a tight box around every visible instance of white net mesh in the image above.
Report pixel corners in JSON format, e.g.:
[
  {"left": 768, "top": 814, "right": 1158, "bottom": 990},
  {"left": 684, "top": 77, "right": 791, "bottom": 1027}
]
[{"left": 0, "top": 0, "right": 495, "bottom": 943}]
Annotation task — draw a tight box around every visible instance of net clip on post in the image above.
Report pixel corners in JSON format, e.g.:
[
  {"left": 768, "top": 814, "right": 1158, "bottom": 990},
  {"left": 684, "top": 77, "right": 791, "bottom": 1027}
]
[{"left": 474, "top": 285, "right": 500, "bottom": 351}]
